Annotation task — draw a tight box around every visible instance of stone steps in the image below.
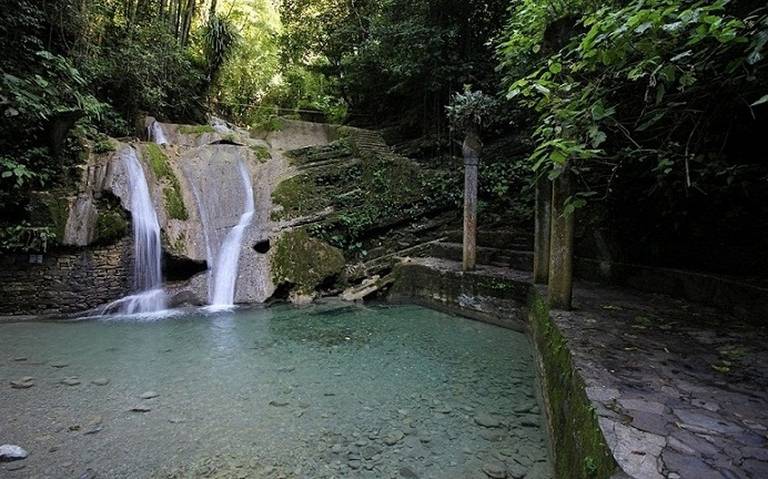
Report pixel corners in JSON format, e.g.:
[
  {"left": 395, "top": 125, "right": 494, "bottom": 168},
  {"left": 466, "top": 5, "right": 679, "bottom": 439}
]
[
  {"left": 444, "top": 229, "right": 534, "bottom": 250},
  {"left": 426, "top": 242, "right": 534, "bottom": 272}
]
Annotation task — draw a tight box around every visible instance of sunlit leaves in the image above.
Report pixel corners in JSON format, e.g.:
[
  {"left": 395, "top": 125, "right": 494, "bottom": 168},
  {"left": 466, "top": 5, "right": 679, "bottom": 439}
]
[{"left": 498, "top": 0, "right": 765, "bottom": 194}]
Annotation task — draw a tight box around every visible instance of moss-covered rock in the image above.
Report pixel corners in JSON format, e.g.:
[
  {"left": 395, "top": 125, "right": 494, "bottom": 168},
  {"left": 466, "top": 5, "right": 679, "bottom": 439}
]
[
  {"left": 178, "top": 124, "right": 216, "bottom": 135},
  {"left": 250, "top": 144, "right": 272, "bottom": 162},
  {"left": 144, "top": 143, "right": 189, "bottom": 220},
  {"left": 94, "top": 204, "right": 128, "bottom": 244},
  {"left": 27, "top": 190, "right": 71, "bottom": 241},
  {"left": 271, "top": 175, "right": 323, "bottom": 221},
  {"left": 271, "top": 229, "right": 346, "bottom": 295},
  {"left": 528, "top": 292, "right": 617, "bottom": 479}
]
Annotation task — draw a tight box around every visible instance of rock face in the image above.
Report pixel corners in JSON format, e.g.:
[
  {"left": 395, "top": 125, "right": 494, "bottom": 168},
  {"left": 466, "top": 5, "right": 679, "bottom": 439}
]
[{"left": 0, "top": 117, "right": 340, "bottom": 315}]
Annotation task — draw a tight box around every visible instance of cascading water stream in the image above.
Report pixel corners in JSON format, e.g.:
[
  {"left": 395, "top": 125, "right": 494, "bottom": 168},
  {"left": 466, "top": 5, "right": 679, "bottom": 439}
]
[
  {"left": 149, "top": 121, "right": 168, "bottom": 145},
  {"left": 208, "top": 160, "right": 255, "bottom": 309},
  {"left": 102, "top": 147, "right": 166, "bottom": 315}
]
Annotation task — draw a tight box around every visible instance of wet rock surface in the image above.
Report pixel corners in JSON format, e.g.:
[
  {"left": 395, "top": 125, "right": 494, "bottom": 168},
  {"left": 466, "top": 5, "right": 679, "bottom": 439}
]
[{"left": 0, "top": 303, "right": 552, "bottom": 477}]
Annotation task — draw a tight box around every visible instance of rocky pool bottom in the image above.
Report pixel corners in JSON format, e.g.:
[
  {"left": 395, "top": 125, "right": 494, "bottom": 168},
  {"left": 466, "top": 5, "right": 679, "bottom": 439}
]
[{"left": 0, "top": 302, "right": 551, "bottom": 479}]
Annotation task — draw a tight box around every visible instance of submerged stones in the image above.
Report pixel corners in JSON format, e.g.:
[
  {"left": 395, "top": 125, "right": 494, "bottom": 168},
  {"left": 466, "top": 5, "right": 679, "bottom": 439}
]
[
  {"left": 140, "top": 391, "right": 159, "bottom": 400},
  {"left": 0, "top": 445, "right": 28, "bottom": 462},
  {"left": 10, "top": 377, "right": 34, "bottom": 389},
  {"left": 475, "top": 413, "right": 501, "bottom": 428},
  {"left": 383, "top": 430, "right": 405, "bottom": 446},
  {"left": 482, "top": 460, "right": 507, "bottom": 478},
  {"left": 91, "top": 378, "right": 110, "bottom": 386},
  {"left": 61, "top": 377, "right": 81, "bottom": 386}
]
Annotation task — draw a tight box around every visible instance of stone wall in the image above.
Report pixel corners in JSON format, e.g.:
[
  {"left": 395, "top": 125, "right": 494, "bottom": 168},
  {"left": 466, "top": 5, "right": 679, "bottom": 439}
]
[
  {"left": 388, "top": 258, "right": 530, "bottom": 331},
  {"left": 526, "top": 290, "right": 619, "bottom": 479},
  {"left": 0, "top": 240, "right": 131, "bottom": 317}
]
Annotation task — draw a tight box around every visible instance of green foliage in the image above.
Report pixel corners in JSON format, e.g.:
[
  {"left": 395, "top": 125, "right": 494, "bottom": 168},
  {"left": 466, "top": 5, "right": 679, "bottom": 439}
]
[
  {"left": 501, "top": 0, "right": 767, "bottom": 182},
  {"left": 279, "top": 0, "right": 509, "bottom": 130},
  {"left": 251, "top": 113, "right": 285, "bottom": 132},
  {"left": 0, "top": 224, "right": 56, "bottom": 252},
  {"left": 497, "top": 0, "right": 768, "bottom": 274},
  {"left": 213, "top": 1, "right": 283, "bottom": 124},
  {"left": 446, "top": 88, "right": 499, "bottom": 133},
  {"left": 203, "top": 14, "right": 241, "bottom": 86},
  {"left": 93, "top": 134, "right": 116, "bottom": 154}
]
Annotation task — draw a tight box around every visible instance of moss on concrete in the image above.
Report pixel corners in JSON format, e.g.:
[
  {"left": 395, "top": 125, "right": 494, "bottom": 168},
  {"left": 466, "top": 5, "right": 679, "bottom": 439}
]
[
  {"left": 271, "top": 229, "right": 345, "bottom": 294},
  {"left": 178, "top": 124, "right": 215, "bottom": 135},
  {"left": 527, "top": 292, "right": 617, "bottom": 479},
  {"left": 144, "top": 143, "right": 188, "bottom": 220}
]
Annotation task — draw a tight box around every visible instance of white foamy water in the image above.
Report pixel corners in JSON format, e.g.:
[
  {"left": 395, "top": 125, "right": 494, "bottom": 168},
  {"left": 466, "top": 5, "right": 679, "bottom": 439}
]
[
  {"left": 209, "top": 160, "right": 255, "bottom": 308},
  {"left": 149, "top": 121, "right": 168, "bottom": 145},
  {"left": 106, "top": 147, "right": 166, "bottom": 314}
]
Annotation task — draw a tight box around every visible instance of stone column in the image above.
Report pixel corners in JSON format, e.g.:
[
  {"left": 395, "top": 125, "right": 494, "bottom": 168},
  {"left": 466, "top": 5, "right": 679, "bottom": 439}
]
[
  {"left": 533, "top": 174, "right": 551, "bottom": 284},
  {"left": 462, "top": 130, "right": 481, "bottom": 271},
  {"left": 548, "top": 167, "right": 575, "bottom": 310}
]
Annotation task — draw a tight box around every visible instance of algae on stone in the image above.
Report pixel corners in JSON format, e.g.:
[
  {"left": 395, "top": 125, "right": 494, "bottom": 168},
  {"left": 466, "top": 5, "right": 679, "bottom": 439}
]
[
  {"left": 178, "top": 125, "right": 216, "bottom": 135},
  {"left": 270, "top": 134, "right": 459, "bottom": 257},
  {"left": 528, "top": 292, "right": 617, "bottom": 479},
  {"left": 271, "top": 175, "right": 323, "bottom": 221},
  {"left": 93, "top": 204, "right": 128, "bottom": 244},
  {"left": 144, "top": 143, "right": 189, "bottom": 220},
  {"left": 271, "top": 229, "right": 345, "bottom": 295},
  {"left": 250, "top": 145, "right": 272, "bottom": 163}
]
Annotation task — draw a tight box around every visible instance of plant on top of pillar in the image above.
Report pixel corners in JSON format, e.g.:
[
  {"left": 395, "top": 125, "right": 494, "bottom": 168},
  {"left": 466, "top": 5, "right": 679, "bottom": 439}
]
[{"left": 446, "top": 87, "right": 498, "bottom": 271}]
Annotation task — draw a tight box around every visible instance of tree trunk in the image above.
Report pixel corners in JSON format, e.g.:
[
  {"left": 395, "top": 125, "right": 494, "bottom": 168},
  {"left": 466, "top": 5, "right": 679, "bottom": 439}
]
[
  {"left": 533, "top": 174, "right": 552, "bottom": 284},
  {"left": 180, "top": 0, "right": 195, "bottom": 46},
  {"left": 548, "top": 166, "right": 575, "bottom": 310},
  {"left": 462, "top": 130, "right": 481, "bottom": 271}
]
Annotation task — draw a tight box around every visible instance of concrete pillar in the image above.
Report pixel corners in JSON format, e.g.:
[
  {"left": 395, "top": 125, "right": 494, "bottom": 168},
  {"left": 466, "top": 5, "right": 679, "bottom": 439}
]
[
  {"left": 533, "top": 174, "right": 551, "bottom": 283},
  {"left": 462, "top": 131, "right": 481, "bottom": 271},
  {"left": 548, "top": 167, "right": 575, "bottom": 310}
]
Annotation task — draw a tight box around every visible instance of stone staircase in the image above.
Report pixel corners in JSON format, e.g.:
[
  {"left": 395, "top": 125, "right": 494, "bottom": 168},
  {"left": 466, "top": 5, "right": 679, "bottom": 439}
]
[
  {"left": 422, "top": 229, "right": 535, "bottom": 272},
  {"left": 341, "top": 127, "right": 391, "bottom": 156}
]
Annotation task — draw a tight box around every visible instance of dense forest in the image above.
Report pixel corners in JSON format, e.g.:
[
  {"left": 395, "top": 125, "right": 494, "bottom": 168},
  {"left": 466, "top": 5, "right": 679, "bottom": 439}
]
[{"left": 1, "top": 0, "right": 766, "bottom": 277}]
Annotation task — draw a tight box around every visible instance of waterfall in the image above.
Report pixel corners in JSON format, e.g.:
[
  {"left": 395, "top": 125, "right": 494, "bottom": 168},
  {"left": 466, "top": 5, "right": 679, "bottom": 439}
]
[
  {"left": 209, "top": 160, "right": 255, "bottom": 308},
  {"left": 149, "top": 121, "right": 168, "bottom": 145},
  {"left": 103, "top": 147, "right": 166, "bottom": 315}
]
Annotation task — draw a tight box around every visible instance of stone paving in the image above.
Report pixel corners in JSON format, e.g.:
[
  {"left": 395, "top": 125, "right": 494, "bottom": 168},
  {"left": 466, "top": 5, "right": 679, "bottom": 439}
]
[{"left": 558, "top": 283, "right": 768, "bottom": 479}]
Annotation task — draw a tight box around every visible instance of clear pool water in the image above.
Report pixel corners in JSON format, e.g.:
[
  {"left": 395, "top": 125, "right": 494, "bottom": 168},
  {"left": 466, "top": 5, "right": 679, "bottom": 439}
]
[{"left": 0, "top": 302, "right": 551, "bottom": 478}]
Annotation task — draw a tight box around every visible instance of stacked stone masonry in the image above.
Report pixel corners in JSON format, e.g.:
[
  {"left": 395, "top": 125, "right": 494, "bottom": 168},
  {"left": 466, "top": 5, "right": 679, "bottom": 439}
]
[{"left": 0, "top": 240, "right": 131, "bottom": 317}]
